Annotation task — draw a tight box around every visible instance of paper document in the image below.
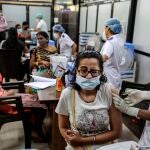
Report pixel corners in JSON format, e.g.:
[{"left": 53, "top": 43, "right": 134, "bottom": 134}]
[
  {"left": 31, "top": 75, "right": 56, "bottom": 82},
  {"left": 24, "top": 81, "right": 56, "bottom": 90}
]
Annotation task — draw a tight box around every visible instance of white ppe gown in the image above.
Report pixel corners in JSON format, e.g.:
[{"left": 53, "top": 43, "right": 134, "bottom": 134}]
[{"left": 101, "top": 34, "right": 126, "bottom": 89}]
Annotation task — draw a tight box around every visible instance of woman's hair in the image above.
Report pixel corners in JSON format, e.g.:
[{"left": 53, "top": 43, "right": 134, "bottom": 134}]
[
  {"left": 36, "top": 31, "right": 49, "bottom": 40},
  {"left": 15, "top": 24, "right": 21, "bottom": 29},
  {"left": 3, "top": 27, "right": 18, "bottom": 49},
  {"left": 71, "top": 50, "right": 107, "bottom": 90}
]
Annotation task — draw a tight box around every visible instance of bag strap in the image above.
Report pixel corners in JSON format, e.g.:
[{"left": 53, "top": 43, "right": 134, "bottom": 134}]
[
  {"left": 71, "top": 88, "right": 76, "bottom": 128},
  {"left": 71, "top": 89, "right": 91, "bottom": 150}
]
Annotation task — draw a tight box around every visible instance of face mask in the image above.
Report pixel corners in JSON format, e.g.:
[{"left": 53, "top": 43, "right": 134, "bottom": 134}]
[
  {"left": 102, "top": 30, "right": 107, "bottom": 41},
  {"left": 36, "top": 19, "right": 40, "bottom": 23},
  {"left": 53, "top": 33, "right": 59, "bottom": 40},
  {"left": 17, "top": 29, "right": 22, "bottom": 33},
  {"left": 38, "top": 39, "right": 48, "bottom": 46},
  {"left": 76, "top": 75, "right": 101, "bottom": 90}
]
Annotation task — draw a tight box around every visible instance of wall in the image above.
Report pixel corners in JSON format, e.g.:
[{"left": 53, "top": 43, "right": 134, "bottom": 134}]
[{"left": 133, "top": 0, "right": 150, "bottom": 83}]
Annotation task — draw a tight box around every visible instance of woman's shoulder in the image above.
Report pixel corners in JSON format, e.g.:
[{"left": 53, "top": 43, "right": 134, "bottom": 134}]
[
  {"left": 99, "top": 83, "right": 111, "bottom": 92},
  {"left": 61, "top": 87, "right": 72, "bottom": 95},
  {"left": 47, "top": 45, "right": 57, "bottom": 53},
  {"left": 30, "top": 47, "right": 38, "bottom": 53},
  {"left": 98, "top": 83, "right": 112, "bottom": 107}
]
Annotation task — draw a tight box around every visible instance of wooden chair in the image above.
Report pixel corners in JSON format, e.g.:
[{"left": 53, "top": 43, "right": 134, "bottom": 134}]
[
  {"left": 0, "top": 81, "right": 31, "bottom": 149},
  {"left": 0, "top": 48, "right": 24, "bottom": 82}
]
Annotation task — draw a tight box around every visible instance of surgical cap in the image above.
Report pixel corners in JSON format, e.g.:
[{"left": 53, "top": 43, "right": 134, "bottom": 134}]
[
  {"left": 36, "top": 13, "right": 43, "bottom": 19},
  {"left": 105, "top": 18, "right": 122, "bottom": 34},
  {"left": 52, "top": 24, "right": 65, "bottom": 33}
]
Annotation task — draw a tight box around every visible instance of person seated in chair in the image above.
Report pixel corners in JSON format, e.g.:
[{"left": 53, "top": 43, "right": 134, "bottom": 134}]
[
  {"left": 18, "top": 21, "right": 31, "bottom": 42},
  {"left": 1, "top": 27, "right": 29, "bottom": 80},
  {"left": 30, "top": 31, "right": 57, "bottom": 77}
]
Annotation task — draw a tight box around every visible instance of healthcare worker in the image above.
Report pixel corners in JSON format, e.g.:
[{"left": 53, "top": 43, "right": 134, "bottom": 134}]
[
  {"left": 113, "top": 89, "right": 150, "bottom": 147},
  {"left": 35, "top": 13, "right": 48, "bottom": 32},
  {"left": 101, "top": 18, "right": 126, "bottom": 89},
  {"left": 52, "top": 24, "right": 77, "bottom": 58}
]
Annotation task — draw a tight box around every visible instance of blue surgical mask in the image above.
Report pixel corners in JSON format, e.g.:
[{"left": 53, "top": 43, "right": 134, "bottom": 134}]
[{"left": 76, "top": 75, "right": 101, "bottom": 90}]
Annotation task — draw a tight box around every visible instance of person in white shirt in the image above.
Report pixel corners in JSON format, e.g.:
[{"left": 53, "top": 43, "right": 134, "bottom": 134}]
[
  {"left": 55, "top": 51, "right": 122, "bottom": 150},
  {"left": 35, "top": 13, "right": 48, "bottom": 32},
  {"left": 113, "top": 89, "right": 150, "bottom": 147},
  {"left": 52, "top": 24, "right": 77, "bottom": 58},
  {"left": 101, "top": 18, "right": 126, "bottom": 89},
  {"left": 0, "top": 12, "right": 7, "bottom": 42}
]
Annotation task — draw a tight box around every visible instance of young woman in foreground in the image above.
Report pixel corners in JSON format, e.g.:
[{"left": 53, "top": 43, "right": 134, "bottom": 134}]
[{"left": 55, "top": 51, "right": 122, "bottom": 150}]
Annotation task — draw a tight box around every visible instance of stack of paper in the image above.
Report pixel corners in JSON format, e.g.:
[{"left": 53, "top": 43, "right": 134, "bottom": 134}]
[
  {"left": 25, "top": 75, "right": 56, "bottom": 89},
  {"left": 25, "top": 81, "right": 56, "bottom": 90},
  {"left": 30, "top": 75, "right": 56, "bottom": 82}
]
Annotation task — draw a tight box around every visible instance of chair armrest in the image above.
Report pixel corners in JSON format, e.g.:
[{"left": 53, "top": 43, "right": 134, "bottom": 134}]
[{"left": 1, "top": 81, "right": 25, "bottom": 93}]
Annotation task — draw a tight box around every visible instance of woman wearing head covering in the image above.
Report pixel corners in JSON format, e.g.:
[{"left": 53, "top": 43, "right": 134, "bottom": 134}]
[
  {"left": 100, "top": 18, "right": 125, "bottom": 89},
  {"left": 35, "top": 13, "right": 48, "bottom": 32},
  {"left": 52, "top": 24, "right": 77, "bottom": 58}
]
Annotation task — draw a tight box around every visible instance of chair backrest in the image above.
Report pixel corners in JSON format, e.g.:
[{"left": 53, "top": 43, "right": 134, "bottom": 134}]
[
  {"left": 0, "top": 49, "right": 22, "bottom": 80},
  {"left": 0, "top": 96, "right": 24, "bottom": 124},
  {"left": 0, "top": 95, "right": 31, "bottom": 148}
]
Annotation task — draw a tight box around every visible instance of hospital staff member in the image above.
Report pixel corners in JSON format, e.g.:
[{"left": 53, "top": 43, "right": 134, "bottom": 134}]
[
  {"left": 113, "top": 90, "right": 150, "bottom": 147},
  {"left": 101, "top": 18, "right": 124, "bottom": 89},
  {"left": 35, "top": 13, "right": 48, "bottom": 32},
  {"left": 52, "top": 24, "right": 77, "bottom": 58}
]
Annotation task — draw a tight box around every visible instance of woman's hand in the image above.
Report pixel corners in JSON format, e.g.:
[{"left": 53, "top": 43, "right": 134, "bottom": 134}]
[
  {"left": 64, "top": 129, "right": 83, "bottom": 147},
  {"left": 124, "top": 89, "right": 150, "bottom": 106},
  {"left": 39, "top": 60, "right": 50, "bottom": 68}
]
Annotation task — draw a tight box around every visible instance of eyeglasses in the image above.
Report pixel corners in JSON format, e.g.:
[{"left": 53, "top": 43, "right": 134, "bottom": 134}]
[{"left": 78, "top": 68, "right": 100, "bottom": 77}]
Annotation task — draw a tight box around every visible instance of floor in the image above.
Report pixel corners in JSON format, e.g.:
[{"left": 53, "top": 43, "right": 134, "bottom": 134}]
[{"left": 0, "top": 121, "right": 138, "bottom": 150}]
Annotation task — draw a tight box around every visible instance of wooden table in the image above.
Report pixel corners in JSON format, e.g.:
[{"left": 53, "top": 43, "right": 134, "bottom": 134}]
[{"left": 38, "top": 86, "right": 66, "bottom": 150}]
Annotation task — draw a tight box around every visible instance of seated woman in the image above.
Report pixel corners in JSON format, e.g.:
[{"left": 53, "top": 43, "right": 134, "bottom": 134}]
[
  {"left": 1, "top": 27, "right": 29, "bottom": 80},
  {"left": 30, "top": 31, "right": 57, "bottom": 77},
  {"left": 55, "top": 51, "right": 122, "bottom": 150}
]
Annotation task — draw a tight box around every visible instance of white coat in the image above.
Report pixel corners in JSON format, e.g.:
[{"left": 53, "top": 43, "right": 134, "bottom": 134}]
[
  {"left": 101, "top": 34, "right": 125, "bottom": 89},
  {"left": 36, "top": 19, "right": 48, "bottom": 32},
  {"left": 57, "top": 33, "right": 74, "bottom": 58}
]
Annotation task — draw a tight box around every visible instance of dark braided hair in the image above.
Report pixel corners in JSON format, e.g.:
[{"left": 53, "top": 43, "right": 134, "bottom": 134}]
[{"left": 71, "top": 50, "right": 107, "bottom": 91}]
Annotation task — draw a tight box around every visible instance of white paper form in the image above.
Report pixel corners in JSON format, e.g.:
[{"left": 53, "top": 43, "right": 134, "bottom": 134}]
[
  {"left": 30, "top": 75, "right": 56, "bottom": 83},
  {"left": 24, "top": 81, "right": 56, "bottom": 90}
]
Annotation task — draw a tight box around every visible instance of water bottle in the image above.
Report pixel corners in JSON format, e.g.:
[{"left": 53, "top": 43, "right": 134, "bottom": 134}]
[{"left": 56, "top": 71, "right": 63, "bottom": 92}]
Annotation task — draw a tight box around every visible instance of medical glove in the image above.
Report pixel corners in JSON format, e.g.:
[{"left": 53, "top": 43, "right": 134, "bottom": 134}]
[
  {"left": 125, "top": 89, "right": 150, "bottom": 106},
  {"left": 113, "top": 94, "right": 139, "bottom": 117}
]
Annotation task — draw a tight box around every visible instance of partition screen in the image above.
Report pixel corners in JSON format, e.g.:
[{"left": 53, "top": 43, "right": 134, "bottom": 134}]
[
  {"left": 79, "top": 7, "right": 87, "bottom": 33},
  {"left": 2, "top": 4, "right": 26, "bottom": 28},
  {"left": 29, "top": 6, "right": 51, "bottom": 31},
  {"left": 86, "top": 5, "right": 97, "bottom": 32},
  {"left": 97, "top": 3, "right": 111, "bottom": 34},
  {"left": 113, "top": 1, "right": 131, "bottom": 39},
  {"left": 133, "top": 0, "right": 150, "bottom": 53}
]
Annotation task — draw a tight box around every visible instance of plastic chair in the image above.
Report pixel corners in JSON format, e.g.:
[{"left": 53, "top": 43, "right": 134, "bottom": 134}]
[
  {"left": 0, "top": 48, "right": 24, "bottom": 82},
  {"left": 0, "top": 81, "right": 31, "bottom": 149}
]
